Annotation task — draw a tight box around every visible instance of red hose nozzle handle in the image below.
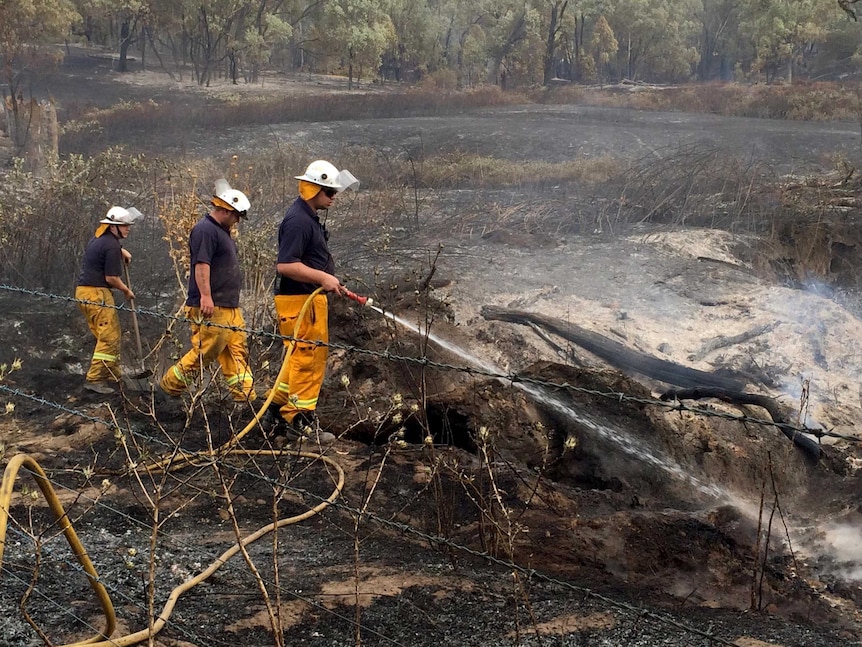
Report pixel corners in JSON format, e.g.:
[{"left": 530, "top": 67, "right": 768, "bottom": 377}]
[{"left": 343, "top": 289, "right": 372, "bottom": 306}]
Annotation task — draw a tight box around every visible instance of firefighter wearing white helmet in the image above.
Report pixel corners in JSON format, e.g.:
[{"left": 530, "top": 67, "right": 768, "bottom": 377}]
[
  {"left": 100, "top": 205, "right": 144, "bottom": 226},
  {"left": 294, "top": 160, "right": 360, "bottom": 194},
  {"left": 211, "top": 178, "right": 251, "bottom": 216},
  {"left": 262, "top": 160, "right": 360, "bottom": 442},
  {"left": 160, "top": 179, "right": 256, "bottom": 403},
  {"left": 75, "top": 206, "right": 144, "bottom": 394}
]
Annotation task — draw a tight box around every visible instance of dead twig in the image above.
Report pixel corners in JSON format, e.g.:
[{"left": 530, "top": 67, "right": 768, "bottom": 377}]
[{"left": 687, "top": 323, "right": 776, "bottom": 362}]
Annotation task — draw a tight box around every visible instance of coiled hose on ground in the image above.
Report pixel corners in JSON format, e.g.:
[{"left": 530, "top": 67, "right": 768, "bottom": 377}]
[{"left": 0, "top": 288, "right": 346, "bottom": 646}]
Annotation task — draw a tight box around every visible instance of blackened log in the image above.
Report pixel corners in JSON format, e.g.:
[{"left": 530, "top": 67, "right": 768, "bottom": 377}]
[
  {"left": 659, "top": 387, "right": 822, "bottom": 461},
  {"left": 481, "top": 305, "right": 746, "bottom": 392}
]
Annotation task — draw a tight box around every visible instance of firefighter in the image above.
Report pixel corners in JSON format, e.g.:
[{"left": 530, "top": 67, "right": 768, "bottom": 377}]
[
  {"left": 264, "top": 160, "right": 359, "bottom": 442},
  {"left": 159, "top": 179, "right": 256, "bottom": 403},
  {"left": 76, "top": 206, "right": 143, "bottom": 394}
]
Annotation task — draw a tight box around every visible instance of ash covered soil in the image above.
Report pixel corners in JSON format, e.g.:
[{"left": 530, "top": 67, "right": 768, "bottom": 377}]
[{"left": 3, "top": 52, "right": 862, "bottom": 646}]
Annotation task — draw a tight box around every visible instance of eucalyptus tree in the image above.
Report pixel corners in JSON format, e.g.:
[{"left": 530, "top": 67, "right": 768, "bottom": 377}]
[
  {"left": 70, "top": 0, "right": 145, "bottom": 71},
  {"left": 93, "top": 0, "right": 219, "bottom": 81},
  {"left": 117, "top": 2, "right": 145, "bottom": 71},
  {"left": 72, "top": 0, "right": 112, "bottom": 44},
  {"left": 605, "top": 0, "right": 700, "bottom": 82},
  {"left": 173, "top": 0, "right": 253, "bottom": 85},
  {"left": 694, "top": 0, "right": 742, "bottom": 80},
  {"left": 205, "top": 0, "right": 298, "bottom": 82},
  {"left": 137, "top": 0, "right": 294, "bottom": 82},
  {"left": 840, "top": 0, "right": 862, "bottom": 20},
  {"left": 436, "top": 0, "right": 494, "bottom": 88},
  {"left": 0, "top": 0, "right": 79, "bottom": 150},
  {"left": 559, "top": 0, "right": 617, "bottom": 82},
  {"left": 485, "top": 2, "right": 543, "bottom": 87},
  {"left": 541, "top": 0, "right": 570, "bottom": 85},
  {"left": 738, "top": 0, "right": 834, "bottom": 83},
  {"left": 243, "top": 0, "right": 293, "bottom": 82},
  {"left": 382, "top": 0, "right": 442, "bottom": 82},
  {"left": 589, "top": 14, "right": 618, "bottom": 83},
  {"left": 139, "top": 0, "right": 188, "bottom": 79},
  {"left": 436, "top": 0, "right": 562, "bottom": 88},
  {"left": 814, "top": 9, "right": 862, "bottom": 79},
  {"left": 312, "top": 0, "right": 395, "bottom": 87}
]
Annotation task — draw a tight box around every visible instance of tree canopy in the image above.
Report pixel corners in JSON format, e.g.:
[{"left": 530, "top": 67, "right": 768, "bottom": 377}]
[{"left": 1, "top": 0, "right": 861, "bottom": 93}]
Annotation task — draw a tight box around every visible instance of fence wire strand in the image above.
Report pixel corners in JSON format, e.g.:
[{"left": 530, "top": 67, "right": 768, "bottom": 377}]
[
  {"left": 0, "top": 282, "right": 843, "bottom": 442},
  {"left": 0, "top": 281, "right": 844, "bottom": 646}
]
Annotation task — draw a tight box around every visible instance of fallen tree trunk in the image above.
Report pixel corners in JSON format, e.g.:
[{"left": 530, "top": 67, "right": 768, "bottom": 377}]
[
  {"left": 481, "top": 305, "right": 747, "bottom": 391},
  {"left": 480, "top": 305, "right": 821, "bottom": 460},
  {"left": 659, "top": 387, "right": 822, "bottom": 462}
]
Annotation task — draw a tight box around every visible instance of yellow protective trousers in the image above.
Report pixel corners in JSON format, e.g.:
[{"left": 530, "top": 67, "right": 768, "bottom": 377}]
[
  {"left": 76, "top": 286, "right": 122, "bottom": 382},
  {"left": 270, "top": 294, "right": 328, "bottom": 422},
  {"left": 160, "top": 306, "right": 256, "bottom": 402}
]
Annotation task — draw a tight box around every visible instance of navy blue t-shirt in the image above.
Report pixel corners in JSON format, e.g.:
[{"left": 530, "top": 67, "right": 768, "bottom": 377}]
[
  {"left": 186, "top": 214, "right": 242, "bottom": 308},
  {"left": 77, "top": 232, "right": 124, "bottom": 288},
  {"left": 275, "top": 197, "right": 334, "bottom": 295}
]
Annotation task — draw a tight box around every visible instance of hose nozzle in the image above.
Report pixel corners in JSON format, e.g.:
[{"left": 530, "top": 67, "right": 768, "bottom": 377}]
[{"left": 343, "top": 289, "right": 372, "bottom": 306}]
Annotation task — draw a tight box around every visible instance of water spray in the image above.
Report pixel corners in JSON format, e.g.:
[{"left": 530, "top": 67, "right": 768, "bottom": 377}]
[{"left": 352, "top": 297, "right": 731, "bottom": 501}]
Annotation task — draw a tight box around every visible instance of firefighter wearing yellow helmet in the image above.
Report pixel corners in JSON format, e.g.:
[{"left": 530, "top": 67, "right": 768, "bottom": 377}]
[
  {"left": 75, "top": 206, "right": 143, "bottom": 395},
  {"left": 159, "top": 179, "right": 256, "bottom": 403},
  {"left": 263, "top": 160, "right": 359, "bottom": 442}
]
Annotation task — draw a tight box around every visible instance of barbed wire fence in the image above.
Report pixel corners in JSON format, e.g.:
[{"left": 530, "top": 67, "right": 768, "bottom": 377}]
[
  {"left": 0, "top": 282, "right": 844, "bottom": 442},
  {"left": 1, "top": 381, "right": 762, "bottom": 646},
  {"left": 0, "top": 282, "right": 846, "bottom": 646}
]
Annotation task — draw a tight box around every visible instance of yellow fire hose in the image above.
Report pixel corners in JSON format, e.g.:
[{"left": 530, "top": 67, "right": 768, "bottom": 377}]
[
  {"left": 0, "top": 289, "right": 347, "bottom": 646},
  {"left": 142, "top": 287, "right": 325, "bottom": 474},
  {"left": 0, "top": 453, "right": 117, "bottom": 644}
]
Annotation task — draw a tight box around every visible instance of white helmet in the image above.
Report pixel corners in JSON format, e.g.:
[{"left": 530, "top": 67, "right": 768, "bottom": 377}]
[
  {"left": 100, "top": 206, "right": 143, "bottom": 225},
  {"left": 295, "top": 160, "right": 360, "bottom": 193},
  {"left": 212, "top": 178, "right": 251, "bottom": 216}
]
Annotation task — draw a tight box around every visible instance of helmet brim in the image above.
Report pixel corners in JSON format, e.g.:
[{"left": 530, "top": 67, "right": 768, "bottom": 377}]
[
  {"left": 211, "top": 196, "right": 248, "bottom": 217},
  {"left": 99, "top": 206, "right": 143, "bottom": 225},
  {"left": 294, "top": 169, "right": 360, "bottom": 193}
]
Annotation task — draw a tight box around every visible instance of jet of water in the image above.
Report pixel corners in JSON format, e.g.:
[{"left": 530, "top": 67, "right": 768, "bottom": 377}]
[
  {"left": 371, "top": 305, "right": 862, "bottom": 583},
  {"left": 372, "top": 306, "right": 733, "bottom": 501}
]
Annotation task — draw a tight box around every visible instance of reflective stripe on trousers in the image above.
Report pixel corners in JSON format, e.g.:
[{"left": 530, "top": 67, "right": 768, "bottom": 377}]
[
  {"left": 75, "top": 286, "right": 121, "bottom": 382},
  {"left": 159, "top": 306, "right": 256, "bottom": 402},
  {"left": 269, "top": 293, "right": 328, "bottom": 422}
]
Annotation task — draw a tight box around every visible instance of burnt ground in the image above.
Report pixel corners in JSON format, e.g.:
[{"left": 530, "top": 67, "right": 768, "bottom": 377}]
[
  {"left": 2, "top": 278, "right": 862, "bottom": 647},
  {"left": 3, "top": 49, "right": 862, "bottom": 647}
]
